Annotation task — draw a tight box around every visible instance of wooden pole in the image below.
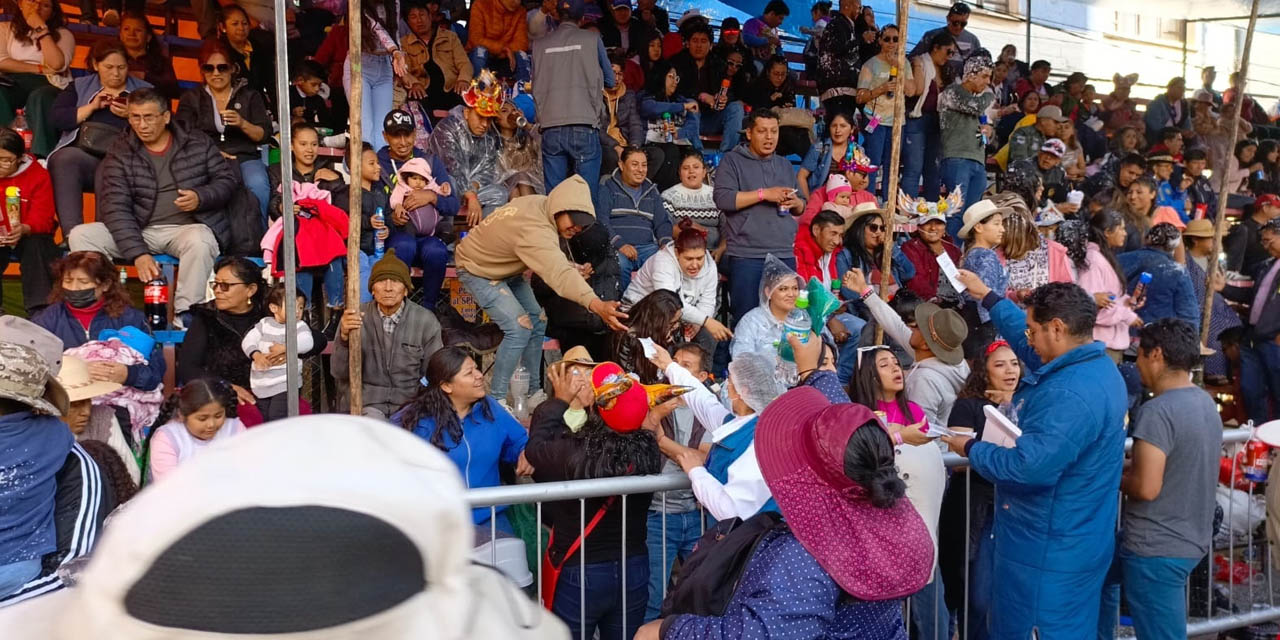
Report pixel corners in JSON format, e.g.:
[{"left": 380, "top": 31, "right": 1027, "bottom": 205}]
[
  {"left": 1200, "top": 0, "right": 1259, "bottom": 348},
  {"left": 346, "top": 1, "right": 364, "bottom": 415},
  {"left": 876, "top": 0, "right": 909, "bottom": 344},
  {"left": 273, "top": 0, "right": 299, "bottom": 416}
]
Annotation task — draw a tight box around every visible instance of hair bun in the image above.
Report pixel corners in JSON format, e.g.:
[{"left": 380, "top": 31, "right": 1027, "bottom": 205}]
[{"left": 867, "top": 465, "right": 906, "bottom": 509}]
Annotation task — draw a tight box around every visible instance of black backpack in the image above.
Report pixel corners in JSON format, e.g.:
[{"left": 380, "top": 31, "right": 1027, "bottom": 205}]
[{"left": 659, "top": 511, "right": 785, "bottom": 618}]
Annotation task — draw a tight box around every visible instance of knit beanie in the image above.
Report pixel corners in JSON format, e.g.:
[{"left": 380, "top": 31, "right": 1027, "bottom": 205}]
[
  {"left": 368, "top": 249, "right": 412, "bottom": 292},
  {"left": 825, "top": 174, "right": 852, "bottom": 199}
]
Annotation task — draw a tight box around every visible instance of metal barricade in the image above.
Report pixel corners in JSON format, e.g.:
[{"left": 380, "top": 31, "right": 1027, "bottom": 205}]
[{"left": 466, "top": 429, "right": 1280, "bottom": 639}]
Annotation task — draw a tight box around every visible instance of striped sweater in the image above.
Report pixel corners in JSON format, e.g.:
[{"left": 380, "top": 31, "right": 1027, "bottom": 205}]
[
  {"left": 241, "top": 318, "right": 314, "bottom": 398},
  {"left": 662, "top": 183, "right": 722, "bottom": 248}
]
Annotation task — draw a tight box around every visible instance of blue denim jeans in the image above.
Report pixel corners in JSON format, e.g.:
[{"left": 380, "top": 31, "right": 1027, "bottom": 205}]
[
  {"left": 551, "top": 554, "right": 649, "bottom": 640},
  {"left": 295, "top": 258, "right": 345, "bottom": 308},
  {"left": 834, "top": 312, "right": 869, "bottom": 384},
  {"left": 696, "top": 100, "right": 746, "bottom": 152},
  {"left": 617, "top": 242, "right": 658, "bottom": 293},
  {"left": 346, "top": 52, "right": 395, "bottom": 147},
  {"left": 940, "top": 158, "right": 988, "bottom": 242},
  {"left": 357, "top": 252, "right": 373, "bottom": 304},
  {"left": 0, "top": 558, "right": 40, "bottom": 599},
  {"left": 722, "top": 255, "right": 796, "bottom": 328},
  {"left": 543, "top": 125, "right": 603, "bottom": 206},
  {"left": 468, "top": 46, "right": 532, "bottom": 84},
  {"left": 1240, "top": 339, "right": 1280, "bottom": 422},
  {"left": 902, "top": 113, "right": 942, "bottom": 200},
  {"left": 862, "top": 122, "right": 895, "bottom": 199},
  {"left": 910, "top": 567, "right": 951, "bottom": 640},
  {"left": 386, "top": 231, "right": 449, "bottom": 307},
  {"left": 240, "top": 157, "right": 270, "bottom": 222},
  {"left": 645, "top": 509, "right": 704, "bottom": 622},
  {"left": 1098, "top": 547, "right": 1199, "bottom": 640},
  {"left": 456, "top": 270, "right": 545, "bottom": 400}
]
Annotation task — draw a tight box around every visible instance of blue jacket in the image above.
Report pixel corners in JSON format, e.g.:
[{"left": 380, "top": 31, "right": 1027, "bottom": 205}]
[
  {"left": 662, "top": 529, "right": 907, "bottom": 639},
  {"left": 836, "top": 244, "right": 917, "bottom": 316},
  {"left": 394, "top": 396, "right": 527, "bottom": 525},
  {"left": 0, "top": 411, "right": 73, "bottom": 565},
  {"left": 31, "top": 303, "right": 166, "bottom": 391},
  {"left": 1156, "top": 179, "right": 1188, "bottom": 222},
  {"left": 1117, "top": 248, "right": 1201, "bottom": 332},
  {"left": 705, "top": 416, "right": 779, "bottom": 516},
  {"left": 594, "top": 170, "right": 672, "bottom": 250},
  {"left": 966, "top": 296, "right": 1127, "bottom": 640}
]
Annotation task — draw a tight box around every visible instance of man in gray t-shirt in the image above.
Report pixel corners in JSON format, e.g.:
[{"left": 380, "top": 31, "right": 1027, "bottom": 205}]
[{"left": 1099, "top": 319, "right": 1222, "bottom": 640}]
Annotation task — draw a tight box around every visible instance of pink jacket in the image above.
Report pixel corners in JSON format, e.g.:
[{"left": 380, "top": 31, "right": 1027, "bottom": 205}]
[{"left": 1076, "top": 242, "right": 1139, "bottom": 350}]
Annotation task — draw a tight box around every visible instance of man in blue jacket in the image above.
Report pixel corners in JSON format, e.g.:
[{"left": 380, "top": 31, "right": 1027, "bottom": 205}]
[
  {"left": 943, "top": 278, "right": 1127, "bottom": 640},
  {"left": 595, "top": 148, "right": 670, "bottom": 291}
]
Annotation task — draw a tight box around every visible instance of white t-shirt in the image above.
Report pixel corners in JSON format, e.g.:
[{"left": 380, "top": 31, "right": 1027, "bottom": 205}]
[{"left": 0, "top": 22, "right": 74, "bottom": 71}]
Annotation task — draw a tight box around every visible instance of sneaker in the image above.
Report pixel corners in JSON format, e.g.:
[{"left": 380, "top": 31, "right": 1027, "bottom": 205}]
[
  {"left": 496, "top": 398, "right": 516, "bottom": 416},
  {"left": 526, "top": 389, "right": 547, "bottom": 408}
]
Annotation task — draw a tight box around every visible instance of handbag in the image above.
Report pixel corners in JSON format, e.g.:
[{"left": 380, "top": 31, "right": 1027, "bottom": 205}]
[
  {"left": 75, "top": 122, "right": 121, "bottom": 157},
  {"left": 539, "top": 496, "right": 615, "bottom": 611}
]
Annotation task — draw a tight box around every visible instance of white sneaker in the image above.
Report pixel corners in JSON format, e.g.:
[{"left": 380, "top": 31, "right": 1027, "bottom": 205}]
[{"left": 526, "top": 389, "right": 547, "bottom": 408}]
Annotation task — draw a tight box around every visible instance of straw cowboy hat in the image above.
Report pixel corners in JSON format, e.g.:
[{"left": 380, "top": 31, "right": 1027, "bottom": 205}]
[
  {"left": 958, "top": 199, "right": 1007, "bottom": 240},
  {"left": 55, "top": 355, "right": 122, "bottom": 403}
]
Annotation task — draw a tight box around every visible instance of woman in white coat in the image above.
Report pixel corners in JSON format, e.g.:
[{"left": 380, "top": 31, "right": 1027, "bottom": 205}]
[{"left": 622, "top": 219, "right": 730, "bottom": 354}]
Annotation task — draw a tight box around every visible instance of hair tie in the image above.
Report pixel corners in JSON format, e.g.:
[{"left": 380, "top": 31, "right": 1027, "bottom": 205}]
[{"left": 985, "top": 339, "right": 1010, "bottom": 356}]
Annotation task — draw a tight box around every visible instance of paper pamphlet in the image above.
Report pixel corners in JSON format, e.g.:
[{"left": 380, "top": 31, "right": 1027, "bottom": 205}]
[
  {"left": 639, "top": 337, "right": 657, "bottom": 358},
  {"left": 982, "top": 404, "right": 1022, "bottom": 448},
  {"left": 937, "top": 252, "right": 966, "bottom": 293},
  {"left": 925, "top": 422, "right": 958, "bottom": 438}
]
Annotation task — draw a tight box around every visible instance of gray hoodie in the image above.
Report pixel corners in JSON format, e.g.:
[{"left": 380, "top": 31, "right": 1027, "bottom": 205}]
[
  {"left": 907, "top": 357, "right": 971, "bottom": 429},
  {"left": 713, "top": 144, "right": 800, "bottom": 259}
]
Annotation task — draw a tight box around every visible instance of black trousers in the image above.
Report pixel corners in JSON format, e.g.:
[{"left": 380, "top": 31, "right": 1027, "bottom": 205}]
[{"left": 0, "top": 233, "right": 58, "bottom": 316}]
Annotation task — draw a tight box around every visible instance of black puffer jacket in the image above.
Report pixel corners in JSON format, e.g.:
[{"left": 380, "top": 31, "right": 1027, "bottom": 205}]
[
  {"left": 94, "top": 123, "right": 238, "bottom": 262},
  {"left": 175, "top": 78, "right": 273, "bottom": 162},
  {"left": 532, "top": 222, "right": 620, "bottom": 337}
]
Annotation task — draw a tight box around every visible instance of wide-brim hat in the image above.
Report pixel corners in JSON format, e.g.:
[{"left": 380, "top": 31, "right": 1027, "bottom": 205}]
[
  {"left": 0, "top": 317, "right": 70, "bottom": 416},
  {"left": 958, "top": 199, "right": 1005, "bottom": 240},
  {"left": 847, "top": 202, "right": 887, "bottom": 224},
  {"left": 1183, "top": 218, "right": 1215, "bottom": 238},
  {"left": 915, "top": 302, "right": 966, "bottom": 366},
  {"left": 557, "top": 345, "right": 598, "bottom": 367},
  {"left": 54, "top": 416, "right": 570, "bottom": 639},
  {"left": 756, "top": 388, "right": 934, "bottom": 601},
  {"left": 56, "top": 355, "right": 122, "bottom": 403}
]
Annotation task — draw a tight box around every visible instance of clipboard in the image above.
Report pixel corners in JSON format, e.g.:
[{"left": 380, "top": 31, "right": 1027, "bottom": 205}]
[{"left": 982, "top": 405, "right": 1022, "bottom": 448}]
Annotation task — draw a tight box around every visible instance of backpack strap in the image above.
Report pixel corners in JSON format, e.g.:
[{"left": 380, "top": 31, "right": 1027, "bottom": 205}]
[{"left": 550, "top": 495, "right": 617, "bottom": 571}]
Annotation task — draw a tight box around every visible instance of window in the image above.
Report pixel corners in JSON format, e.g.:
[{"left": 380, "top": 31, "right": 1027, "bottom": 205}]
[
  {"left": 973, "top": 0, "right": 1009, "bottom": 12},
  {"left": 1113, "top": 11, "right": 1140, "bottom": 37},
  {"left": 1159, "top": 18, "right": 1186, "bottom": 41},
  {"left": 1112, "top": 12, "right": 1187, "bottom": 44}
]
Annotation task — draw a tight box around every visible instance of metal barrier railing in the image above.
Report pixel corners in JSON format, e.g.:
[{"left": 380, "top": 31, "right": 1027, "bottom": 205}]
[{"left": 467, "top": 428, "right": 1280, "bottom": 639}]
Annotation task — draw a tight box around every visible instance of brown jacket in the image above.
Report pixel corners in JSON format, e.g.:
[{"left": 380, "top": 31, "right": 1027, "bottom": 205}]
[
  {"left": 466, "top": 0, "right": 530, "bottom": 54},
  {"left": 455, "top": 175, "right": 600, "bottom": 308},
  {"left": 401, "top": 27, "right": 473, "bottom": 93}
]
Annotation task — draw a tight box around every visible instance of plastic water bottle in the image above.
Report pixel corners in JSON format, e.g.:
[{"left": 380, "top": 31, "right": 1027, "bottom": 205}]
[
  {"left": 11, "top": 110, "right": 31, "bottom": 152},
  {"left": 118, "top": 267, "right": 127, "bottom": 287},
  {"left": 978, "top": 114, "right": 990, "bottom": 147},
  {"left": 779, "top": 291, "right": 812, "bottom": 362},
  {"left": 509, "top": 364, "right": 530, "bottom": 420},
  {"left": 372, "top": 207, "right": 386, "bottom": 259}
]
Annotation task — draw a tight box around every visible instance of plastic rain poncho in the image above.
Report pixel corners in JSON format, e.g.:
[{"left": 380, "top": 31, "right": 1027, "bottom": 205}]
[{"left": 425, "top": 105, "right": 509, "bottom": 214}]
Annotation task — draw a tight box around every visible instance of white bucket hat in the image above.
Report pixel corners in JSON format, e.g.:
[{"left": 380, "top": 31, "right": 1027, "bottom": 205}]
[
  {"left": 53, "top": 416, "right": 569, "bottom": 640},
  {"left": 959, "top": 199, "right": 1006, "bottom": 240}
]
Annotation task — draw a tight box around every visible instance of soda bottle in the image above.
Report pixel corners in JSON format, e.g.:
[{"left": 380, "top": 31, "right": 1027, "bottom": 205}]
[
  {"left": 144, "top": 276, "right": 169, "bottom": 331},
  {"left": 662, "top": 113, "right": 674, "bottom": 143},
  {"left": 118, "top": 267, "right": 127, "bottom": 287},
  {"left": 779, "top": 291, "right": 812, "bottom": 362},
  {"left": 1132, "top": 271, "right": 1152, "bottom": 307},
  {"left": 12, "top": 110, "right": 31, "bottom": 152},
  {"left": 372, "top": 207, "right": 386, "bottom": 259},
  {"left": 2, "top": 186, "right": 18, "bottom": 234}
]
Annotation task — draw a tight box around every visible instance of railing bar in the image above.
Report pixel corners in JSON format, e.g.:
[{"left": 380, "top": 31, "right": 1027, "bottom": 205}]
[
  {"left": 963, "top": 469, "right": 970, "bottom": 640},
  {"left": 622, "top": 492, "right": 628, "bottom": 640},
  {"left": 490, "top": 505, "right": 498, "bottom": 567},
  {"left": 580, "top": 498, "right": 586, "bottom": 640},
  {"left": 662, "top": 491, "right": 668, "bottom": 600},
  {"left": 1229, "top": 456, "right": 1237, "bottom": 616},
  {"left": 536, "top": 501, "right": 543, "bottom": 603}
]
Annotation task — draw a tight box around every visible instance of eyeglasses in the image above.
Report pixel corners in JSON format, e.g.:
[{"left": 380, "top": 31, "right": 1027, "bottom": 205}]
[
  {"left": 881, "top": 36, "right": 899, "bottom": 42},
  {"left": 727, "top": 59, "right": 743, "bottom": 68},
  {"left": 127, "top": 113, "right": 165, "bottom": 125},
  {"left": 201, "top": 63, "right": 233, "bottom": 74},
  {"left": 670, "top": 73, "right": 680, "bottom": 83},
  {"left": 949, "top": 19, "right": 968, "bottom": 27},
  {"left": 0, "top": 156, "right": 17, "bottom": 167},
  {"left": 211, "top": 281, "right": 248, "bottom": 292}
]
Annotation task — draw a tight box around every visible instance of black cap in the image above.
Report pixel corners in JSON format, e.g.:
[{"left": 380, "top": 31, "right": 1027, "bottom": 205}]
[
  {"left": 721, "top": 17, "right": 741, "bottom": 30},
  {"left": 383, "top": 109, "right": 415, "bottom": 134}
]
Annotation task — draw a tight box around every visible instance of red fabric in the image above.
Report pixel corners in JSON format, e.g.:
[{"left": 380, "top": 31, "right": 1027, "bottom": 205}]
[
  {"left": 901, "top": 237, "right": 960, "bottom": 301},
  {"left": 623, "top": 60, "right": 646, "bottom": 92},
  {"left": 0, "top": 156, "right": 56, "bottom": 235},
  {"left": 270, "top": 198, "right": 350, "bottom": 276},
  {"left": 314, "top": 21, "right": 349, "bottom": 90},
  {"left": 67, "top": 299, "right": 104, "bottom": 332},
  {"left": 662, "top": 32, "right": 683, "bottom": 59},
  {"left": 1047, "top": 240, "right": 1073, "bottom": 284},
  {"left": 793, "top": 224, "right": 839, "bottom": 285}
]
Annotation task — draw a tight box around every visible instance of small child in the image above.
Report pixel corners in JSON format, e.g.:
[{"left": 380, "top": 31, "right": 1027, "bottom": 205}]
[
  {"left": 241, "top": 284, "right": 315, "bottom": 422},
  {"left": 355, "top": 142, "right": 388, "bottom": 303},
  {"left": 147, "top": 378, "right": 245, "bottom": 482},
  {"left": 289, "top": 59, "right": 340, "bottom": 135},
  {"left": 1149, "top": 152, "right": 1188, "bottom": 222},
  {"left": 390, "top": 156, "right": 453, "bottom": 237}
]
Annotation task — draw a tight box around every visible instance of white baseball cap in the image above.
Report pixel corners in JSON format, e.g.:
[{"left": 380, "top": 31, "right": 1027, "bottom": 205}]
[{"left": 53, "top": 416, "right": 568, "bottom": 640}]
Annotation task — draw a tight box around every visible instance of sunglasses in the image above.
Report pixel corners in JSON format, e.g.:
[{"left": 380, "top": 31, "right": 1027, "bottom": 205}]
[
  {"left": 881, "top": 36, "right": 899, "bottom": 42},
  {"left": 201, "top": 63, "right": 233, "bottom": 73},
  {"left": 949, "top": 19, "right": 968, "bottom": 27},
  {"left": 866, "top": 222, "right": 886, "bottom": 232},
  {"left": 211, "top": 281, "right": 248, "bottom": 292}
]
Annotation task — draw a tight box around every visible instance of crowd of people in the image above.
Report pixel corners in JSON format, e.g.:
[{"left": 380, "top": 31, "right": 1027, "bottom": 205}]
[{"left": 2, "top": 0, "right": 1280, "bottom": 638}]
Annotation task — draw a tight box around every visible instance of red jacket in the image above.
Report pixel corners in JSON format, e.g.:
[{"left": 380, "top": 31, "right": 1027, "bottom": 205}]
[
  {"left": 793, "top": 224, "right": 839, "bottom": 286},
  {"left": 267, "top": 198, "right": 349, "bottom": 276},
  {"left": 0, "top": 155, "right": 55, "bottom": 235},
  {"left": 901, "top": 236, "right": 960, "bottom": 301}
]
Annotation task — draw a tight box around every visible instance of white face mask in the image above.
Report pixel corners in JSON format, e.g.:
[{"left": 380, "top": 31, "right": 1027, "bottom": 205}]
[
  {"left": 563, "top": 407, "right": 588, "bottom": 433},
  {"left": 718, "top": 379, "right": 735, "bottom": 412}
]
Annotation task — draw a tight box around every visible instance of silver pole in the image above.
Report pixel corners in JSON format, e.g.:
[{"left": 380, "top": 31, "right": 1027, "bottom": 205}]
[
  {"left": 1024, "top": 0, "right": 1031, "bottom": 61},
  {"left": 273, "top": 0, "right": 298, "bottom": 416}
]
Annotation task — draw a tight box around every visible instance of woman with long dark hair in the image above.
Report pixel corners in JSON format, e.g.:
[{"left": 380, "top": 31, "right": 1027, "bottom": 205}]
[
  {"left": 395, "top": 346, "right": 531, "bottom": 532},
  {"left": 217, "top": 5, "right": 276, "bottom": 112},
  {"left": 638, "top": 60, "right": 701, "bottom": 188},
  {"left": 1061, "top": 213, "right": 1140, "bottom": 361},
  {"left": 0, "top": 0, "right": 73, "bottom": 156},
  {"left": 47, "top": 39, "right": 151, "bottom": 237},
  {"left": 0, "top": 125, "right": 58, "bottom": 314},
  {"left": 176, "top": 38, "right": 273, "bottom": 220},
  {"left": 33, "top": 251, "right": 166, "bottom": 396},
  {"left": 118, "top": 11, "right": 179, "bottom": 100},
  {"left": 623, "top": 219, "right": 725, "bottom": 353},
  {"left": 837, "top": 207, "right": 915, "bottom": 305},
  {"left": 613, "top": 288, "right": 684, "bottom": 384}
]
